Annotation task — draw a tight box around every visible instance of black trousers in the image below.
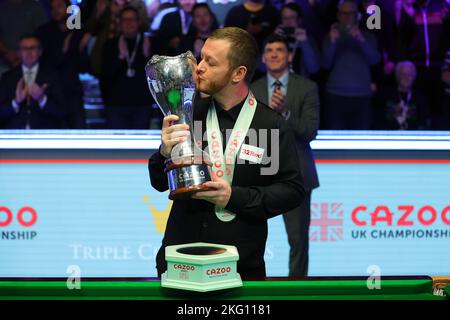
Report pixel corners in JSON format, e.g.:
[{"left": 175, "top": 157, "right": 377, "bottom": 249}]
[{"left": 282, "top": 191, "right": 311, "bottom": 277}]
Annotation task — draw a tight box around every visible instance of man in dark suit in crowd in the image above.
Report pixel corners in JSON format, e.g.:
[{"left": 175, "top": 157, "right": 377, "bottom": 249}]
[
  {"left": 0, "top": 34, "right": 65, "bottom": 129},
  {"left": 154, "top": 0, "right": 197, "bottom": 55},
  {"left": 252, "top": 33, "right": 320, "bottom": 277},
  {"left": 224, "top": 0, "right": 279, "bottom": 50},
  {"left": 178, "top": 3, "right": 219, "bottom": 60},
  {"left": 36, "top": 0, "right": 86, "bottom": 129}
]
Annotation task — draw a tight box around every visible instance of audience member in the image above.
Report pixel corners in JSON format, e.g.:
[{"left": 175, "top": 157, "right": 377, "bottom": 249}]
[
  {"left": 434, "top": 50, "right": 450, "bottom": 129},
  {"left": 252, "top": 33, "right": 320, "bottom": 277},
  {"left": 322, "top": 0, "right": 380, "bottom": 129},
  {"left": 36, "top": 0, "right": 86, "bottom": 129},
  {"left": 224, "top": 0, "right": 280, "bottom": 49},
  {"left": 375, "top": 61, "right": 429, "bottom": 130},
  {"left": 290, "top": 0, "right": 339, "bottom": 46},
  {"left": 274, "top": 2, "right": 320, "bottom": 77},
  {"left": 100, "top": 7, "right": 155, "bottom": 129},
  {"left": 179, "top": 3, "right": 218, "bottom": 59},
  {"left": 80, "top": 0, "right": 148, "bottom": 77},
  {"left": 0, "top": 35, "right": 65, "bottom": 129},
  {"left": 398, "top": 0, "right": 450, "bottom": 119},
  {"left": 153, "top": 0, "right": 197, "bottom": 55}
]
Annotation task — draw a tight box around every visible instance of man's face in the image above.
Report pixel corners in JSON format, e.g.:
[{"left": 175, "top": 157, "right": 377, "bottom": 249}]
[
  {"left": 281, "top": 7, "right": 299, "bottom": 28},
  {"left": 51, "top": 0, "right": 67, "bottom": 23},
  {"left": 192, "top": 6, "right": 213, "bottom": 34},
  {"left": 262, "top": 41, "right": 291, "bottom": 75},
  {"left": 120, "top": 10, "right": 139, "bottom": 37},
  {"left": 397, "top": 66, "right": 416, "bottom": 89},
  {"left": 179, "top": 0, "right": 196, "bottom": 13},
  {"left": 19, "top": 38, "right": 42, "bottom": 68},
  {"left": 338, "top": 2, "right": 358, "bottom": 27},
  {"left": 196, "top": 38, "right": 233, "bottom": 95}
]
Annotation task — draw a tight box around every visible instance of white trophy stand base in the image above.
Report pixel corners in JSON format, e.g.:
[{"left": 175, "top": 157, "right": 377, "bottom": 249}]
[
  {"left": 160, "top": 242, "right": 243, "bottom": 293},
  {"left": 161, "top": 272, "right": 242, "bottom": 293}
]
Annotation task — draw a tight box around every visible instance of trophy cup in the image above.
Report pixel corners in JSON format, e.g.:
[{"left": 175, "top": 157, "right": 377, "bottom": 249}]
[{"left": 145, "top": 51, "right": 213, "bottom": 200}]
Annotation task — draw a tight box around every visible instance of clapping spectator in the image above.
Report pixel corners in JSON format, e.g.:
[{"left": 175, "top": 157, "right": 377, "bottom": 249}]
[
  {"left": 0, "top": 35, "right": 65, "bottom": 129},
  {"left": 100, "top": 6, "right": 155, "bottom": 129},
  {"left": 80, "top": 0, "right": 149, "bottom": 77},
  {"left": 322, "top": 0, "right": 381, "bottom": 130}
]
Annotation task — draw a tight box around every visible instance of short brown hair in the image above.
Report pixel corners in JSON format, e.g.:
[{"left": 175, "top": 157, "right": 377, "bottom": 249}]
[{"left": 208, "top": 27, "right": 259, "bottom": 83}]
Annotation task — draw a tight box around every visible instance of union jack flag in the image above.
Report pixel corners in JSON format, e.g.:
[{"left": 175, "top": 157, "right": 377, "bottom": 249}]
[{"left": 310, "top": 203, "right": 344, "bottom": 242}]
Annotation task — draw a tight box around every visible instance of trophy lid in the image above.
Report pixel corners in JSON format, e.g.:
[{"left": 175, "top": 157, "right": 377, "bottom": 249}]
[
  {"left": 145, "top": 51, "right": 196, "bottom": 81},
  {"left": 147, "top": 51, "right": 196, "bottom": 66}
]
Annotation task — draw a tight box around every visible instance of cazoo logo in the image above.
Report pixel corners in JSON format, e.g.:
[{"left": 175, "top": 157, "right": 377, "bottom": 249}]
[
  {"left": 0, "top": 206, "right": 38, "bottom": 240},
  {"left": 0, "top": 206, "right": 37, "bottom": 227}
]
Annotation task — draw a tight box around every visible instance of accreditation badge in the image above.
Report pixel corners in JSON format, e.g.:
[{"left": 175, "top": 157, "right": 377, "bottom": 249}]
[{"left": 127, "top": 68, "right": 136, "bottom": 78}]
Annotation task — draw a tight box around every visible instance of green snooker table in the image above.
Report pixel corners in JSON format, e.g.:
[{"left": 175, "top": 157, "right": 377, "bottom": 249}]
[{"left": 0, "top": 276, "right": 448, "bottom": 300}]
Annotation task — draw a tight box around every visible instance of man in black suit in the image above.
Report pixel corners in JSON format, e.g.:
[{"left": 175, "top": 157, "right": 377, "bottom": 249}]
[
  {"left": 252, "top": 33, "right": 320, "bottom": 277},
  {"left": 0, "top": 34, "right": 65, "bottom": 129},
  {"left": 224, "top": 0, "right": 280, "bottom": 50},
  {"left": 154, "top": 0, "right": 197, "bottom": 55},
  {"left": 148, "top": 27, "right": 306, "bottom": 279}
]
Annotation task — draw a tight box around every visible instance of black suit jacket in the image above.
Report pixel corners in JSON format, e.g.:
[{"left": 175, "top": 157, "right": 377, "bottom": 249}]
[
  {"left": 154, "top": 10, "right": 194, "bottom": 55},
  {"left": 36, "top": 21, "right": 85, "bottom": 99},
  {"left": 0, "top": 64, "right": 66, "bottom": 129},
  {"left": 148, "top": 94, "right": 306, "bottom": 277},
  {"left": 251, "top": 73, "right": 320, "bottom": 190}
]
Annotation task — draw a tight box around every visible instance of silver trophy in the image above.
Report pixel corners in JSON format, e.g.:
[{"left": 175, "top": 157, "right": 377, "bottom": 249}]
[{"left": 145, "top": 51, "right": 213, "bottom": 200}]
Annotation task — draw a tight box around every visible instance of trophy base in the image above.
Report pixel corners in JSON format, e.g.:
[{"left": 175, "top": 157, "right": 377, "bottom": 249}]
[
  {"left": 161, "top": 272, "right": 242, "bottom": 293},
  {"left": 165, "top": 157, "right": 214, "bottom": 200},
  {"left": 161, "top": 242, "right": 242, "bottom": 293},
  {"left": 169, "top": 184, "right": 215, "bottom": 200}
]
